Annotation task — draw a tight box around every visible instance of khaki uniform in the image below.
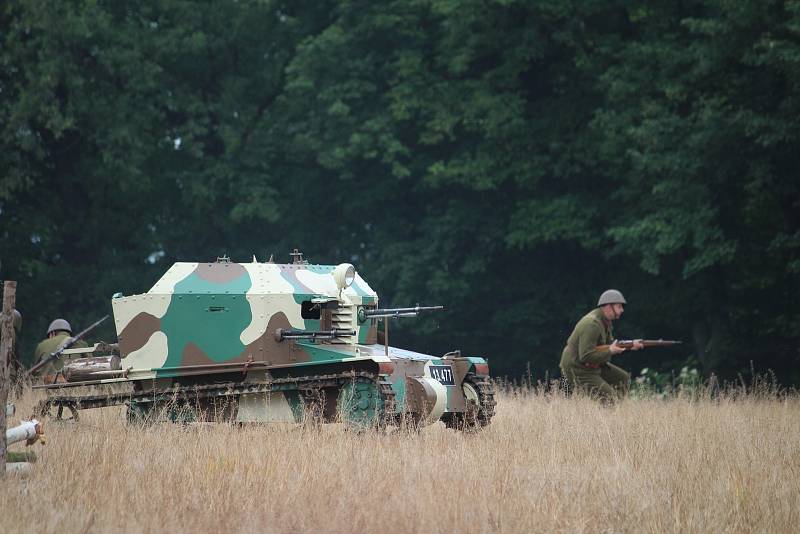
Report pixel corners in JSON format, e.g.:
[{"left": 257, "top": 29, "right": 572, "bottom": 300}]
[
  {"left": 33, "top": 332, "right": 88, "bottom": 376},
  {"left": 560, "top": 308, "right": 630, "bottom": 402}
]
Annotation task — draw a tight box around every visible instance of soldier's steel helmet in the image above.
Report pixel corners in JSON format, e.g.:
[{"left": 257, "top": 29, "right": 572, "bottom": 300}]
[
  {"left": 47, "top": 318, "right": 72, "bottom": 335},
  {"left": 597, "top": 289, "right": 627, "bottom": 306}
]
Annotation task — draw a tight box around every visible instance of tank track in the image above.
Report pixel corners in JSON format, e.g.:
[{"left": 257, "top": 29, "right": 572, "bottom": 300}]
[
  {"left": 470, "top": 374, "right": 496, "bottom": 427},
  {"left": 36, "top": 371, "right": 396, "bottom": 424},
  {"left": 443, "top": 373, "right": 496, "bottom": 430}
]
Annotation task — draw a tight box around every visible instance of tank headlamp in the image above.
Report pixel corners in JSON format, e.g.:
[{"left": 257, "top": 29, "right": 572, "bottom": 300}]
[{"left": 333, "top": 263, "right": 355, "bottom": 291}]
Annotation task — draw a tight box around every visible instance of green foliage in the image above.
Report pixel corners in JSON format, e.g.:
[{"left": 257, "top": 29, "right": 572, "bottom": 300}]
[
  {"left": 1, "top": 0, "right": 797, "bottom": 383},
  {"left": 632, "top": 365, "right": 703, "bottom": 399}
]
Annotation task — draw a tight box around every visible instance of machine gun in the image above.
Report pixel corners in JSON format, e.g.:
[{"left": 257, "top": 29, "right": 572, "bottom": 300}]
[
  {"left": 274, "top": 328, "right": 356, "bottom": 342},
  {"left": 29, "top": 315, "right": 109, "bottom": 375},
  {"left": 360, "top": 305, "right": 443, "bottom": 321},
  {"left": 596, "top": 339, "right": 682, "bottom": 352},
  {"left": 360, "top": 305, "right": 444, "bottom": 356}
]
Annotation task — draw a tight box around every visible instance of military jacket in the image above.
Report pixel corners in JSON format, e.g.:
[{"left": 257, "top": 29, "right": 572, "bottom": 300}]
[
  {"left": 33, "top": 333, "right": 88, "bottom": 374},
  {"left": 560, "top": 308, "right": 613, "bottom": 369}
]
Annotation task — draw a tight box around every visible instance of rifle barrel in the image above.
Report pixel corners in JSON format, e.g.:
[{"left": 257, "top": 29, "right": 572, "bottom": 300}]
[
  {"left": 73, "top": 314, "right": 110, "bottom": 340},
  {"left": 622, "top": 339, "right": 683, "bottom": 347}
]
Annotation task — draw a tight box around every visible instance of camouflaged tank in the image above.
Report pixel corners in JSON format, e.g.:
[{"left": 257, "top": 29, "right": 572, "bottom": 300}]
[{"left": 35, "top": 252, "right": 495, "bottom": 430}]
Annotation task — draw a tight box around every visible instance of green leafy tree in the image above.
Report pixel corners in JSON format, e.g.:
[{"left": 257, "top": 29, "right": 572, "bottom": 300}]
[{"left": 1, "top": 0, "right": 797, "bottom": 383}]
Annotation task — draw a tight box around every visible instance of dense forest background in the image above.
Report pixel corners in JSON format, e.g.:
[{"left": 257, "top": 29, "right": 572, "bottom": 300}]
[{"left": 1, "top": 0, "right": 798, "bottom": 383}]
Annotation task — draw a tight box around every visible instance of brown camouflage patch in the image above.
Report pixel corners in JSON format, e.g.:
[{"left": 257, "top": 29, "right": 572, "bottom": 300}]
[
  {"left": 363, "top": 323, "right": 378, "bottom": 345},
  {"left": 242, "top": 311, "right": 296, "bottom": 366},
  {"left": 180, "top": 341, "right": 218, "bottom": 367},
  {"left": 194, "top": 262, "right": 248, "bottom": 284},
  {"left": 119, "top": 312, "right": 161, "bottom": 356}
]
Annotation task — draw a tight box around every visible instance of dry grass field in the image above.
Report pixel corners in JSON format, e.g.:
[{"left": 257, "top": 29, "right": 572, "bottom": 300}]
[{"left": 3, "top": 385, "right": 799, "bottom": 534}]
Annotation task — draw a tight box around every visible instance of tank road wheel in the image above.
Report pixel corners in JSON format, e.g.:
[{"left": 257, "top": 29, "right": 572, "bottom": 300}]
[
  {"left": 444, "top": 374, "right": 496, "bottom": 432},
  {"left": 37, "top": 399, "right": 80, "bottom": 423},
  {"left": 337, "top": 379, "right": 386, "bottom": 431}
]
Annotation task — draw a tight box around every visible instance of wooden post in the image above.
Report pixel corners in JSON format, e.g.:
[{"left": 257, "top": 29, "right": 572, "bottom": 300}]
[{"left": 1, "top": 280, "right": 17, "bottom": 478}]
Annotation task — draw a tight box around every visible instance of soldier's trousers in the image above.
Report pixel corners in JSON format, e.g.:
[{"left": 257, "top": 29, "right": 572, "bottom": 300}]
[{"left": 561, "top": 363, "right": 630, "bottom": 403}]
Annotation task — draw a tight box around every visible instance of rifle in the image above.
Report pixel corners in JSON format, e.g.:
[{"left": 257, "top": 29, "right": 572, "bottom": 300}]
[
  {"left": 596, "top": 339, "right": 682, "bottom": 352},
  {"left": 29, "top": 315, "right": 109, "bottom": 375}
]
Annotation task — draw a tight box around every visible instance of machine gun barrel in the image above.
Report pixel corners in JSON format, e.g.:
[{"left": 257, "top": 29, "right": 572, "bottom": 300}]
[
  {"left": 274, "top": 328, "right": 356, "bottom": 342},
  {"left": 29, "top": 314, "right": 110, "bottom": 375},
  {"left": 364, "top": 305, "right": 444, "bottom": 319}
]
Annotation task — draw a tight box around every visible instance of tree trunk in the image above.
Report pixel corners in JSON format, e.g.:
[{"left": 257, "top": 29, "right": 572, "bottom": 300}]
[{"left": 1, "top": 280, "right": 17, "bottom": 479}]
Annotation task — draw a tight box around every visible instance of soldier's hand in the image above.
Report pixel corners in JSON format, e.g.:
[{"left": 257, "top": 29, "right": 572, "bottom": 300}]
[
  {"left": 630, "top": 339, "right": 644, "bottom": 351},
  {"left": 609, "top": 341, "right": 626, "bottom": 354}
]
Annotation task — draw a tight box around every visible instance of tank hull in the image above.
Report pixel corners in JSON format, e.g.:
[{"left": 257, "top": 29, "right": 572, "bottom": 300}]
[{"left": 34, "top": 256, "right": 495, "bottom": 430}]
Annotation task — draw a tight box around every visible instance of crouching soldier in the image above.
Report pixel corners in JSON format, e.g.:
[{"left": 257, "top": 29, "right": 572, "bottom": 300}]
[{"left": 560, "top": 290, "right": 643, "bottom": 403}]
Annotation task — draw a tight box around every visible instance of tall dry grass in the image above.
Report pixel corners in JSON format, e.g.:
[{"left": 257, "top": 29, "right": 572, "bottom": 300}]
[{"left": 2, "top": 383, "right": 799, "bottom": 533}]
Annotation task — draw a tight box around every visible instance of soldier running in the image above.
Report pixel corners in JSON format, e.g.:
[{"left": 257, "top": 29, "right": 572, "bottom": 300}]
[{"left": 560, "top": 290, "right": 643, "bottom": 402}]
